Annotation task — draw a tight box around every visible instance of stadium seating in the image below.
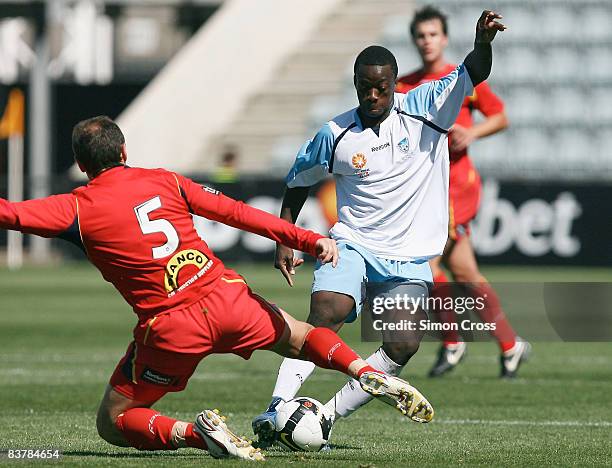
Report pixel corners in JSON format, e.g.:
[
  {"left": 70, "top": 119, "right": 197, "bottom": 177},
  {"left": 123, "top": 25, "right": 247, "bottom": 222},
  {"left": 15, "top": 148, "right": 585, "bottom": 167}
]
[
  {"left": 377, "top": 0, "right": 611, "bottom": 181},
  {"left": 200, "top": 0, "right": 413, "bottom": 174},
  {"left": 192, "top": 0, "right": 610, "bottom": 181}
]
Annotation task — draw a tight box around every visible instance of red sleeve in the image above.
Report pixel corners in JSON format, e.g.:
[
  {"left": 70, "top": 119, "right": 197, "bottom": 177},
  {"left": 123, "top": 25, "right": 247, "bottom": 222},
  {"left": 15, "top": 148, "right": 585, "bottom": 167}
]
[
  {"left": 396, "top": 71, "right": 422, "bottom": 94},
  {"left": 0, "top": 194, "right": 77, "bottom": 237},
  {"left": 176, "top": 174, "right": 324, "bottom": 257},
  {"left": 472, "top": 81, "right": 504, "bottom": 116},
  {"left": 395, "top": 81, "right": 412, "bottom": 94}
]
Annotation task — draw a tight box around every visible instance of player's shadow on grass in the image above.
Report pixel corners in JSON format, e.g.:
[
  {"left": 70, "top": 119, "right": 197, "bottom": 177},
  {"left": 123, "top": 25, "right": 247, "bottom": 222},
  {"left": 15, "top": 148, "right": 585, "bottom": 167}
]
[
  {"left": 66, "top": 442, "right": 363, "bottom": 459},
  {"left": 62, "top": 450, "right": 201, "bottom": 458},
  {"left": 65, "top": 447, "right": 363, "bottom": 460},
  {"left": 321, "top": 444, "right": 361, "bottom": 450},
  {"left": 265, "top": 443, "right": 362, "bottom": 453}
]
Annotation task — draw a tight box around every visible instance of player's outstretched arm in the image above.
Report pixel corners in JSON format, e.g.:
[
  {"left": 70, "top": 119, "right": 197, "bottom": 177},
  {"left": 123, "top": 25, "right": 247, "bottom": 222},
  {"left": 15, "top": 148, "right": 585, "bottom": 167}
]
[
  {"left": 280, "top": 186, "right": 310, "bottom": 224},
  {"left": 402, "top": 10, "right": 505, "bottom": 131},
  {"left": 275, "top": 186, "right": 309, "bottom": 286},
  {"left": 464, "top": 10, "right": 506, "bottom": 86},
  {"left": 0, "top": 195, "right": 77, "bottom": 237},
  {"left": 178, "top": 175, "right": 333, "bottom": 264},
  {"left": 275, "top": 124, "right": 333, "bottom": 285},
  {"left": 313, "top": 238, "right": 338, "bottom": 268}
]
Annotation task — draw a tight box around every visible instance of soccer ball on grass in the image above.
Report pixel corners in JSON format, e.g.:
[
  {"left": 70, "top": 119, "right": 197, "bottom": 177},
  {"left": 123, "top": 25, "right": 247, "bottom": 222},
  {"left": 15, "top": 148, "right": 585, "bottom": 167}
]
[{"left": 274, "top": 397, "right": 334, "bottom": 452}]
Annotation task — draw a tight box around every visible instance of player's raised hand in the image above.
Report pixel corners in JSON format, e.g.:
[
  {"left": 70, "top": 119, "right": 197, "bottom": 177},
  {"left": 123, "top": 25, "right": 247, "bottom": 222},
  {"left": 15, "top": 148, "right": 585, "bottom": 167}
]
[
  {"left": 475, "top": 10, "right": 506, "bottom": 44},
  {"left": 274, "top": 243, "right": 304, "bottom": 287},
  {"left": 315, "top": 238, "right": 339, "bottom": 268}
]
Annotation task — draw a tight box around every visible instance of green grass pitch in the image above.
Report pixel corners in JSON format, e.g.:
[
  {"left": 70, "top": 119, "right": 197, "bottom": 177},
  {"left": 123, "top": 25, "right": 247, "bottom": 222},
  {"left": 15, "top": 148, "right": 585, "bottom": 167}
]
[{"left": 1, "top": 263, "right": 611, "bottom": 466}]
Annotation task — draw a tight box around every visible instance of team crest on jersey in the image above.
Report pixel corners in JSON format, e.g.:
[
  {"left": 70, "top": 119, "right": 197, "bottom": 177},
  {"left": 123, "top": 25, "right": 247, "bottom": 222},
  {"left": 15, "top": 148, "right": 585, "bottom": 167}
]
[
  {"left": 397, "top": 137, "right": 410, "bottom": 154},
  {"left": 352, "top": 153, "right": 367, "bottom": 169},
  {"left": 164, "top": 249, "right": 214, "bottom": 297}
]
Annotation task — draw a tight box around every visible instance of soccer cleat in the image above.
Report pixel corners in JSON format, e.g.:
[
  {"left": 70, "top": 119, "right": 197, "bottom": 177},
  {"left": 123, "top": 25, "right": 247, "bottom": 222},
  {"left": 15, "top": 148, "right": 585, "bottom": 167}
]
[
  {"left": 194, "top": 409, "right": 264, "bottom": 461},
  {"left": 251, "top": 397, "right": 284, "bottom": 449},
  {"left": 501, "top": 339, "right": 532, "bottom": 378},
  {"left": 428, "top": 342, "right": 467, "bottom": 377},
  {"left": 359, "top": 371, "right": 434, "bottom": 423}
]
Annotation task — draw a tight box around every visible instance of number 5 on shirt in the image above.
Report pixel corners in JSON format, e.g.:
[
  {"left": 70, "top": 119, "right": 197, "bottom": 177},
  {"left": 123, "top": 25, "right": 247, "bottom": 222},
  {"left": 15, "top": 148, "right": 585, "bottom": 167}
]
[{"left": 134, "top": 196, "right": 179, "bottom": 259}]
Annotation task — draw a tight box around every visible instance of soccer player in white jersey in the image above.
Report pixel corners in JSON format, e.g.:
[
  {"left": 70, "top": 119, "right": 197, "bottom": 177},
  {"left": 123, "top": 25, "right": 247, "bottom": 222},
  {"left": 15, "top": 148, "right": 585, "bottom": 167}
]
[{"left": 253, "top": 11, "right": 506, "bottom": 446}]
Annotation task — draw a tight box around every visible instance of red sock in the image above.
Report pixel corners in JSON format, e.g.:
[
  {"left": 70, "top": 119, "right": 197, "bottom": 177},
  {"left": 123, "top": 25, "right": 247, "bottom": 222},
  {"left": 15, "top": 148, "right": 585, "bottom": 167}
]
[
  {"left": 115, "top": 408, "right": 206, "bottom": 451},
  {"left": 434, "top": 272, "right": 449, "bottom": 284},
  {"left": 303, "top": 327, "right": 372, "bottom": 377},
  {"left": 355, "top": 364, "right": 378, "bottom": 378},
  {"left": 470, "top": 283, "right": 516, "bottom": 353},
  {"left": 184, "top": 423, "right": 207, "bottom": 449},
  {"left": 116, "top": 408, "right": 177, "bottom": 451},
  {"left": 432, "top": 271, "right": 461, "bottom": 346}
]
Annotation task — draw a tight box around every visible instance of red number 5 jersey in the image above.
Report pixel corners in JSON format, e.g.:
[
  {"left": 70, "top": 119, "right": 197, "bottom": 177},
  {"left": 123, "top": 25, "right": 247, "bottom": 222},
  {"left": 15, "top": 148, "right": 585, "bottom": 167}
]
[{"left": 0, "top": 166, "right": 322, "bottom": 321}]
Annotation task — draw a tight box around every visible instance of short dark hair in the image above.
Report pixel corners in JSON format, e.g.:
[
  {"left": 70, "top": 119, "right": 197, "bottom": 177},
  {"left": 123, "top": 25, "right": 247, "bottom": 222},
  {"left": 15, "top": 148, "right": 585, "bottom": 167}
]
[
  {"left": 410, "top": 5, "right": 448, "bottom": 39},
  {"left": 72, "top": 116, "right": 125, "bottom": 176},
  {"left": 354, "top": 45, "right": 398, "bottom": 78}
]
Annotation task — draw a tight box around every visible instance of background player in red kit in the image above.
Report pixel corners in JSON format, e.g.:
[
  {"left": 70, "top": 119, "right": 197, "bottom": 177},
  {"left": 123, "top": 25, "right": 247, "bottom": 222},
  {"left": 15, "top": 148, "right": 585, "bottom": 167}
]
[
  {"left": 396, "top": 6, "right": 530, "bottom": 378},
  {"left": 0, "top": 116, "right": 433, "bottom": 461}
]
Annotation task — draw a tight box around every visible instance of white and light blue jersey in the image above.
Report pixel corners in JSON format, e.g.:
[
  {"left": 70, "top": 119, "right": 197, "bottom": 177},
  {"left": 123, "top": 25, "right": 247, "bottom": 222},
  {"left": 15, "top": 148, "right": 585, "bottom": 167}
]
[{"left": 286, "top": 64, "right": 474, "bottom": 261}]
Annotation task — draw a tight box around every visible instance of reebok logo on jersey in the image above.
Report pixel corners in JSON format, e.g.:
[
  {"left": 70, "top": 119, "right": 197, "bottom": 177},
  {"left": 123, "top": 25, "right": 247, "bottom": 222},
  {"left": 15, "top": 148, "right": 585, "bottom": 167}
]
[{"left": 371, "top": 142, "right": 390, "bottom": 152}]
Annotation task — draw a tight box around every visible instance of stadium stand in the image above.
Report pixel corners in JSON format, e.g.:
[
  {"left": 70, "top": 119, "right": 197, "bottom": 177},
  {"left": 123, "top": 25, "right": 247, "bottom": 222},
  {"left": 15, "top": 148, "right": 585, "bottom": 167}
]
[
  {"left": 200, "top": 0, "right": 611, "bottom": 181},
  {"left": 66, "top": 0, "right": 610, "bottom": 181},
  {"left": 200, "top": 0, "right": 411, "bottom": 175},
  {"left": 378, "top": 0, "right": 612, "bottom": 181},
  {"left": 85, "top": 0, "right": 346, "bottom": 176}
]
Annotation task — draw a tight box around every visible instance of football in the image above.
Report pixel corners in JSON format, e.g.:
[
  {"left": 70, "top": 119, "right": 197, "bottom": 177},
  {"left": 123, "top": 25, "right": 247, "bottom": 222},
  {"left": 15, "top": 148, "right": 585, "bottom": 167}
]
[{"left": 274, "top": 397, "right": 334, "bottom": 452}]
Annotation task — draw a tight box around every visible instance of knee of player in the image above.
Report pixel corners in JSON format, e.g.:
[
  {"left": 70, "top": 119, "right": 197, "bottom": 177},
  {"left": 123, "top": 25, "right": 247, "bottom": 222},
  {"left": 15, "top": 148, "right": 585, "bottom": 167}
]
[
  {"left": 452, "top": 266, "right": 485, "bottom": 284},
  {"left": 300, "top": 321, "right": 315, "bottom": 336},
  {"left": 382, "top": 341, "right": 420, "bottom": 365},
  {"left": 288, "top": 321, "right": 315, "bottom": 354},
  {"left": 96, "top": 411, "right": 115, "bottom": 443},
  {"left": 309, "top": 292, "right": 354, "bottom": 328},
  {"left": 96, "top": 407, "right": 125, "bottom": 446}
]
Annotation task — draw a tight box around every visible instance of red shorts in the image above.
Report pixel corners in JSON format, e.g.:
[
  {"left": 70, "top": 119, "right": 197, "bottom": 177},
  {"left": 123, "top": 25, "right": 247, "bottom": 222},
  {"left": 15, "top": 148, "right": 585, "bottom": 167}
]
[
  {"left": 110, "top": 271, "right": 286, "bottom": 402},
  {"left": 449, "top": 161, "right": 481, "bottom": 241}
]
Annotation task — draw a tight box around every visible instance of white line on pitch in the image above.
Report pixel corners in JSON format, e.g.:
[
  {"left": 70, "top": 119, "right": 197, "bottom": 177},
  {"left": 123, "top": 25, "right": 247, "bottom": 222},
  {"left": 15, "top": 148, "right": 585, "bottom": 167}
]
[{"left": 438, "top": 419, "right": 612, "bottom": 428}]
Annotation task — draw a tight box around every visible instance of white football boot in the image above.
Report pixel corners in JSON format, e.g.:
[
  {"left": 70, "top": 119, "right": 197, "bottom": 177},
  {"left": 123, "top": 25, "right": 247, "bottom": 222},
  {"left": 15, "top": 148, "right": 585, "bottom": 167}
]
[
  {"left": 359, "top": 371, "right": 434, "bottom": 423},
  {"left": 501, "top": 339, "right": 532, "bottom": 378},
  {"left": 194, "top": 409, "right": 264, "bottom": 461},
  {"left": 429, "top": 342, "right": 468, "bottom": 377}
]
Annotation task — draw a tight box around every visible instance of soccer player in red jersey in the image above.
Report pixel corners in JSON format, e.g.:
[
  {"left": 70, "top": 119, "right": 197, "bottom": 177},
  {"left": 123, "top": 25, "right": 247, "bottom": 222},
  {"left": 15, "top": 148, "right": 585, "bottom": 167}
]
[
  {"left": 0, "top": 116, "right": 433, "bottom": 460},
  {"left": 396, "top": 6, "right": 530, "bottom": 378}
]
